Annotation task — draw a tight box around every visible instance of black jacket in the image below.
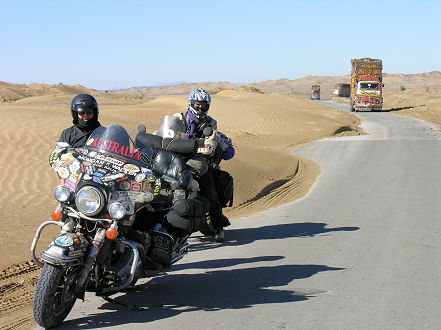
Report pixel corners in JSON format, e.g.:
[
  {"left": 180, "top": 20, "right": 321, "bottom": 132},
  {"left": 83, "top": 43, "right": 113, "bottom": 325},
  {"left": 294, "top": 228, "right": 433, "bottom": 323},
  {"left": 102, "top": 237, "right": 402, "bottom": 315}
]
[{"left": 58, "top": 122, "right": 101, "bottom": 147}]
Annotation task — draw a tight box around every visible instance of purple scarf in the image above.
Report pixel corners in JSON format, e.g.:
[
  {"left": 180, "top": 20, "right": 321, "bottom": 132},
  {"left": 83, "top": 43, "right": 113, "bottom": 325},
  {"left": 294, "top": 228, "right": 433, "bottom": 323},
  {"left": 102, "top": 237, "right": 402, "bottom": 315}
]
[{"left": 185, "top": 108, "right": 200, "bottom": 138}]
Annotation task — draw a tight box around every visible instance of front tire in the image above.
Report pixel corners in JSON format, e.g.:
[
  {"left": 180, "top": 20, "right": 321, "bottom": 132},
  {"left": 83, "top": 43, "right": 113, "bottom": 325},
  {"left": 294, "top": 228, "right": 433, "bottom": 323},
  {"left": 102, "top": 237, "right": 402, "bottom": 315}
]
[{"left": 33, "top": 263, "right": 80, "bottom": 328}]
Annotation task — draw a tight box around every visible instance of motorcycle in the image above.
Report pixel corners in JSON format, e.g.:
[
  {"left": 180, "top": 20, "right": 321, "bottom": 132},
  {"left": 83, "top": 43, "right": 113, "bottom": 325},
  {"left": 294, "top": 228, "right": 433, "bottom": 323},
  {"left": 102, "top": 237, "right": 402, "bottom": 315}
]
[
  {"left": 137, "top": 122, "right": 234, "bottom": 236},
  {"left": 31, "top": 124, "right": 202, "bottom": 328}
]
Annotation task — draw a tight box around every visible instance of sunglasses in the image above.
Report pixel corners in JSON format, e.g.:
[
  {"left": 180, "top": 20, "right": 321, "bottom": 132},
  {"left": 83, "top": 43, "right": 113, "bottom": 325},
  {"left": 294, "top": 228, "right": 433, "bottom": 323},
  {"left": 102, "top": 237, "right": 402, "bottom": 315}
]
[
  {"left": 77, "top": 110, "right": 93, "bottom": 117},
  {"left": 192, "top": 101, "right": 208, "bottom": 111}
]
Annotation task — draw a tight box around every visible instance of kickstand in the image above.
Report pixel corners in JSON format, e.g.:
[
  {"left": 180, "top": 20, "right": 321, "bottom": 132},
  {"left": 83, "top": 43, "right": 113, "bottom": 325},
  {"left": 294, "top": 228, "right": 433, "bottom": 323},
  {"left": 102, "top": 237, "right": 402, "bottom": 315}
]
[{"left": 102, "top": 296, "right": 148, "bottom": 311}]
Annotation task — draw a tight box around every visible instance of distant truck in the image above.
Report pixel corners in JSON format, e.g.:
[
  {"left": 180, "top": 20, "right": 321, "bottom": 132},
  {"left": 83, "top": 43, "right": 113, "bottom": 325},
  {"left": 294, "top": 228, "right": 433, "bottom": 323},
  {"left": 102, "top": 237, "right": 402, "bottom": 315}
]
[
  {"left": 311, "top": 85, "right": 320, "bottom": 100},
  {"left": 333, "top": 83, "right": 351, "bottom": 97},
  {"left": 350, "top": 58, "right": 383, "bottom": 112}
]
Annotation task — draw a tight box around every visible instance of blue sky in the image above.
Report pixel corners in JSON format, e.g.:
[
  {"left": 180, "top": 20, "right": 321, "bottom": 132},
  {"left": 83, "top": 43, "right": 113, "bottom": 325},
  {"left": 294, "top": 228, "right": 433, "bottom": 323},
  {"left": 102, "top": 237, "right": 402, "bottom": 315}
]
[{"left": 1, "top": 0, "right": 440, "bottom": 90}]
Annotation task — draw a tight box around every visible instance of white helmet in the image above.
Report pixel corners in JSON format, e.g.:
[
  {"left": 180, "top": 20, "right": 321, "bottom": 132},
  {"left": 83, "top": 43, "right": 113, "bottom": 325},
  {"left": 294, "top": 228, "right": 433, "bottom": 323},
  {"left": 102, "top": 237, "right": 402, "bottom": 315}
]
[{"left": 188, "top": 88, "right": 211, "bottom": 118}]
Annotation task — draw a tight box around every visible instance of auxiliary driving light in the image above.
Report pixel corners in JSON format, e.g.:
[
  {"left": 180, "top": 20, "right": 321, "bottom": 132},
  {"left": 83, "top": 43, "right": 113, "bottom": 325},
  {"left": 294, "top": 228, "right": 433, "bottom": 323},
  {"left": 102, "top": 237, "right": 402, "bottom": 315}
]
[
  {"left": 108, "top": 202, "right": 126, "bottom": 220},
  {"left": 54, "top": 185, "right": 71, "bottom": 202}
]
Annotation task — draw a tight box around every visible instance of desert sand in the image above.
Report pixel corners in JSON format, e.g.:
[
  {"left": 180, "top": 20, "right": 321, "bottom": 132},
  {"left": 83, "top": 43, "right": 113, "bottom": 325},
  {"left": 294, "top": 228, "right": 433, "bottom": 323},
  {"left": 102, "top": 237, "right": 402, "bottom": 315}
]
[{"left": 0, "top": 79, "right": 440, "bottom": 328}]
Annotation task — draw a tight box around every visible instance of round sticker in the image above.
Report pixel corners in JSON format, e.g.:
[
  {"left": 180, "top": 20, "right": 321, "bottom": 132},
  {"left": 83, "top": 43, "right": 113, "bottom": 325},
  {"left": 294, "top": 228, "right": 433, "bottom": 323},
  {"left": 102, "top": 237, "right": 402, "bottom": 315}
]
[
  {"left": 135, "top": 173, "right": 146, "bottom": 182},
  {"left": 120, "top": 181, "right": 130, "bottom": 191},
  {"left": 58, "top": 167, "right": 70, "bottom": 179},
  {"left": 69, "top": 160, "right": 80, "bottom": 174},
  {"left": 124, "top": 202, "right": 135, "bottom": 215},
  {"left": 55, "top": 235, "right": 73, "bottom": 247}
]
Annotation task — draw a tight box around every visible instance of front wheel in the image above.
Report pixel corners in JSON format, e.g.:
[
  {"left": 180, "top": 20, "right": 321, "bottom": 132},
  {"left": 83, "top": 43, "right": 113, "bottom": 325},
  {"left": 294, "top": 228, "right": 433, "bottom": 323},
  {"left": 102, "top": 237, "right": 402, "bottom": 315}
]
[{"left": 33, "top": 263, "right": 81, "bottom": 328}]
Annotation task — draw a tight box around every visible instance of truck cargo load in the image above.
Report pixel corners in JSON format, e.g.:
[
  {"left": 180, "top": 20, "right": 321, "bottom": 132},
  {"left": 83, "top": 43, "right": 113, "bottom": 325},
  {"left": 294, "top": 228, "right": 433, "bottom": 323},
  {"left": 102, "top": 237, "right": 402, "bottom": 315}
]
[
  {"left": 350, "top": 58, "right": 383, "bottom": 112},
  {"left": 333, "top": 83, "right": 351, "bottom": 97}
]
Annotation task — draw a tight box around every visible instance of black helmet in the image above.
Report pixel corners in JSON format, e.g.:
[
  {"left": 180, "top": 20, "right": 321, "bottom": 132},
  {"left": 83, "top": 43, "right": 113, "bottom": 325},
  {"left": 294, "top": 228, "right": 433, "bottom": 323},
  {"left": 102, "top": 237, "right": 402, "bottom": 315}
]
[{"left": 70, "top": 94, "right": 99, "bottom": 124}]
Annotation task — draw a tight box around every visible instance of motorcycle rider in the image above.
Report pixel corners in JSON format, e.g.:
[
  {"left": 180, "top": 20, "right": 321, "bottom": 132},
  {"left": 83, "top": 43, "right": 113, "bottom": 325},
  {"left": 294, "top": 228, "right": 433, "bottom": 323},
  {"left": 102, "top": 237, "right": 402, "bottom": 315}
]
[
  {"left": 58, "top": 93, "right": 101, "bottom": 147},
  {"left": 155, "top": 88, "right": 235, "bottom": 242}
]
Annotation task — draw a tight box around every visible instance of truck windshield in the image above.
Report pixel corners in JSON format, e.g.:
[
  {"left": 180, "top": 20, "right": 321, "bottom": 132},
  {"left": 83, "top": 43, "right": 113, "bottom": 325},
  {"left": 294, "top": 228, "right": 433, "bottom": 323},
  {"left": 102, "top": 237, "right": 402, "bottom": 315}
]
[{"left": 359, "top": 83, "right": 379, "bottom": 89}]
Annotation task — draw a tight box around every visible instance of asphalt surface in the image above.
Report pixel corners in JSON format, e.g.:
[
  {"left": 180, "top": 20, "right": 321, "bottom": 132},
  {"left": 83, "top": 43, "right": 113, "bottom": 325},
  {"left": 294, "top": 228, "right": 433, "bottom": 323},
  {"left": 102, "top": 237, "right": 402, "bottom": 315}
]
[{"left": 40, "top": 100, "right": 441, "bottom": 329}]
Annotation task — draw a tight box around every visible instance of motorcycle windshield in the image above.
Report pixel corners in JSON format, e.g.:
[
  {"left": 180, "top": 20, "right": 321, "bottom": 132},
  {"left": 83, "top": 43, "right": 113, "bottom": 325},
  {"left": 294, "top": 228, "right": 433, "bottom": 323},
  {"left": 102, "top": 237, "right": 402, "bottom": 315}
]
[
  {"left": 85, "top": 125, "right": 152, "bottom": 162},
  {"left": 155, "top": 115, "right": 186, "bottom": 138}
]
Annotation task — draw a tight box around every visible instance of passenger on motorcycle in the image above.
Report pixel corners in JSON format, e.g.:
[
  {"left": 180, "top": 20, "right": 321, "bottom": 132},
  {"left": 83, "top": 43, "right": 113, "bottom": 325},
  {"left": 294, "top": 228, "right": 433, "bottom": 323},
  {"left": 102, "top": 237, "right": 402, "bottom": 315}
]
[
  {"left": 58, "top": 93, "right": 101, "bottom": 147},
  {"left": 155, "top": 88, "right": 235, "bottom": 242}
]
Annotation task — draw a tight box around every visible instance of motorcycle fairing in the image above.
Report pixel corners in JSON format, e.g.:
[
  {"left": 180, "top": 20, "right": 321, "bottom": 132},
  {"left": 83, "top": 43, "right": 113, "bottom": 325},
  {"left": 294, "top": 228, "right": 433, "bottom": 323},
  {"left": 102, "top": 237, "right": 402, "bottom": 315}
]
[
  {"left": 41, "top": 233, "right": 89, "bottom": 266},
  {"left": 49, "top": 125, "right": 172, "bottom": 217}
]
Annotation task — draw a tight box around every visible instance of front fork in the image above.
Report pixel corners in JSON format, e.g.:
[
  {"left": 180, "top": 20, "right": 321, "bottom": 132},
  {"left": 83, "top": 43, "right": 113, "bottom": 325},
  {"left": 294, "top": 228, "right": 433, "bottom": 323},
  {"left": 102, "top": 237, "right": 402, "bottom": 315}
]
[
  {"left": 76, "top": 228, "right": 107, "bottom": 292},
  {"left": 76, "top": 229, "right": 141, "bottom": 295}
]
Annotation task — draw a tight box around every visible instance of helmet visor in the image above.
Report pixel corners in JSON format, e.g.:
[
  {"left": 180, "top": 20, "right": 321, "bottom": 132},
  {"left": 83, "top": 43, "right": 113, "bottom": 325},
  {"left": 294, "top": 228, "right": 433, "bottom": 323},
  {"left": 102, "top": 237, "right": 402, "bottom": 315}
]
[
  {"left": 72, "top": 105, "right": 94, "bottom": 113},
  {"left": 77, "top": 110, "right": 93, "bottom": 117},
  {"left": 190, "top": 100, "right": 209, "bottom": 111}
]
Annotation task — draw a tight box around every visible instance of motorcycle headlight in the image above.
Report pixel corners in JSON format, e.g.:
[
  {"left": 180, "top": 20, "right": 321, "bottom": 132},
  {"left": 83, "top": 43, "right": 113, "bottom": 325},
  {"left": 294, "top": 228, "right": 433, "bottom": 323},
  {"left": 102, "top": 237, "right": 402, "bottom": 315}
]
[
  {"left": 54, "top": 185, "right": 71, "bottom": 202},
  {"left": 75, "top": 186, "right": 105, "bottom": 216},
  {"left": 108, "top": 202, "right": 126, "bottom": 220}
]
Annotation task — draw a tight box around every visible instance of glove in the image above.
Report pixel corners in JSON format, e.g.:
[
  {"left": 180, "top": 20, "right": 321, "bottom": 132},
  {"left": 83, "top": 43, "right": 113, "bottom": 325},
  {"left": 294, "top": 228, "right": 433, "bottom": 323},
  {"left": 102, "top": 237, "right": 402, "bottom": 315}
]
[{"left": 197, "top": 130, "right": 219, "bottom": 156}]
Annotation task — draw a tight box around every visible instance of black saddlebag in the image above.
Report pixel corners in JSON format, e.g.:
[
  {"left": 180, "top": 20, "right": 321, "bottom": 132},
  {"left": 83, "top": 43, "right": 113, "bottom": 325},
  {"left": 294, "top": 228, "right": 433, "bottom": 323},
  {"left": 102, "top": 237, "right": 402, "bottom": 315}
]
[{"left": 166, "top": 198, "right": 204, "bottom": 236}]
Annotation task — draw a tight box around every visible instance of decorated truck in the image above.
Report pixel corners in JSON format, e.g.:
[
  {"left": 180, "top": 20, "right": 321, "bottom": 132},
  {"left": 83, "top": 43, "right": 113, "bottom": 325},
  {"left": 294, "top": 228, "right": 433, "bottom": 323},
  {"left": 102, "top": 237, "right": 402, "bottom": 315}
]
[
  {"left": 350, "top": 58, "right": 383, "bottom": 112},
  {"left": 311, "top": 85, "right": 320, "bottom": 100},
  {"left": 333, "top": 83, "right": 351, "bottom": 97}
]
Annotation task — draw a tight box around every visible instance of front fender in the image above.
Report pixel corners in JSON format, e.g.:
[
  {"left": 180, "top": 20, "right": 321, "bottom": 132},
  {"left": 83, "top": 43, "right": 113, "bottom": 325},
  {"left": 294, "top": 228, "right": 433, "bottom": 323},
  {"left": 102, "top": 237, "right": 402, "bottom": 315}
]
[{"left": 40, "top": 233, "right": 89, "bottom": 266}]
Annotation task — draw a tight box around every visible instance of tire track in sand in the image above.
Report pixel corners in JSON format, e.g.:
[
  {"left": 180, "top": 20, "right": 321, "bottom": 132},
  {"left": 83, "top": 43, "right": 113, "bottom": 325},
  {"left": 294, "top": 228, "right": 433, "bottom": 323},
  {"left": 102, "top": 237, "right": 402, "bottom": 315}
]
[{"left": 0, "top": 261, "right": 40, "bottom": 330}]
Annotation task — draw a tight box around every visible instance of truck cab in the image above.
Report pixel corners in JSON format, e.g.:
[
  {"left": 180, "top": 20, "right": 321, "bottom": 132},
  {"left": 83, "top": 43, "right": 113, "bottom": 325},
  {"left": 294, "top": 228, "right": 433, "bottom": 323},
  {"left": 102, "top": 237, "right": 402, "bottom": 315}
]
[
  {"left": 350, "top": 58, "right": 383, "bottom": 112},
  {"left": 352, "top": 80, "right": 383, "bottom": 111}
]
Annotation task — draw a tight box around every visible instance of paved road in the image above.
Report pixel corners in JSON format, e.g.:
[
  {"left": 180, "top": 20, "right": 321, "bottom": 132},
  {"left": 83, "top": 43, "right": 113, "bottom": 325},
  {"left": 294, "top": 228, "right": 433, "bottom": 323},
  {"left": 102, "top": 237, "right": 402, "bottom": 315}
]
[{"left": 46, "top": 100, "right": 441, "bottom": 329}]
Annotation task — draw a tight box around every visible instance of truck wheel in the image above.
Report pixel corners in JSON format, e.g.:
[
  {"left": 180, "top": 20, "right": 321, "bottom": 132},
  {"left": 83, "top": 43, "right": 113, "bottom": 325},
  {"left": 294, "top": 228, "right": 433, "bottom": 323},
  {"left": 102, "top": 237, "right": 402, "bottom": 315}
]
[{"left": 33, "top": 264, "right": 80, "bottom": 328}]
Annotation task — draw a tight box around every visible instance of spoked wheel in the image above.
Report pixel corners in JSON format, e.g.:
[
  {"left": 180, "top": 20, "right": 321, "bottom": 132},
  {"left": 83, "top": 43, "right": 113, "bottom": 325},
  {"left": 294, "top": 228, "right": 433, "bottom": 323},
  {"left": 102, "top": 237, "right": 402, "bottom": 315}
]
[{"left": 33, "top": 263, "right": 81, "bottom": 328}]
